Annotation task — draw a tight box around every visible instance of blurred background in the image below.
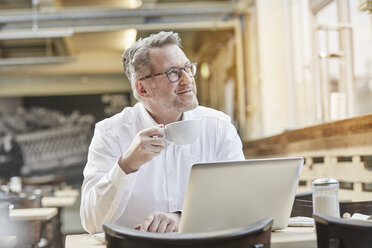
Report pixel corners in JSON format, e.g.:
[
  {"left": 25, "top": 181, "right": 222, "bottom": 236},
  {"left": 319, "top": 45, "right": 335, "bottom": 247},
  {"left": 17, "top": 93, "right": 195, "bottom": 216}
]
[{"left": 0, "top": 0, "right": 371, "bottom": 245}]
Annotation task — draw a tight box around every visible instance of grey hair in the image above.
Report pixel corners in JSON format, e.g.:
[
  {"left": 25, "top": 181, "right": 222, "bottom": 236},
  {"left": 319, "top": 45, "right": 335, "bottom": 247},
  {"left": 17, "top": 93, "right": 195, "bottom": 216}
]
[{"left": 122, "top": 31, "right": 182, "bottom": 101}]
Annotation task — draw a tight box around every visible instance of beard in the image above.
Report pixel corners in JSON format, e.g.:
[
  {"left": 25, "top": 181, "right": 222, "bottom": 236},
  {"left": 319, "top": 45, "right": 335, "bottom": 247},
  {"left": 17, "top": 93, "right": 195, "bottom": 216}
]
[{"left": 167, "top": 88, "right": 199, "bottom": 113}]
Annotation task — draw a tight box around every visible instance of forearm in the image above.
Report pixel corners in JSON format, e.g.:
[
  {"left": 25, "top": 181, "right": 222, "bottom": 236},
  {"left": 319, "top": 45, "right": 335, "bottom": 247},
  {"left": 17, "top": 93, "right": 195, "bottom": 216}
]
[{"left": 80, "top": 163, "right": 136, "bottom": 233}]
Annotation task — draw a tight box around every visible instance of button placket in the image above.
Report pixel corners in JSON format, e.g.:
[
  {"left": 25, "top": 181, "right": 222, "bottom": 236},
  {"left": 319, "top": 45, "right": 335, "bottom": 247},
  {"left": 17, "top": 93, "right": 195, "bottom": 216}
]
[{"left": 165, "top": 144, "right": 177, "bottom": 211}]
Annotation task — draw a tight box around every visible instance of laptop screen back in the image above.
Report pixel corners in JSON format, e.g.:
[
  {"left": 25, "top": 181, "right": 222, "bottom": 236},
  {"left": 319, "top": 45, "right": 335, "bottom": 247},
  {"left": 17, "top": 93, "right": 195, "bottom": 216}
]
[{"left": 178, "top": 157, "right": 304, "bottom": 233}]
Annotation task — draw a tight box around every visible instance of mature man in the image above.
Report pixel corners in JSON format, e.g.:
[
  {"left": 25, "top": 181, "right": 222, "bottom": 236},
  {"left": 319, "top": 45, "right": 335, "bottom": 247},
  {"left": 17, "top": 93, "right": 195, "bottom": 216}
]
[{"left": 80, "top": 31, "right": 245, "bottom": 234}]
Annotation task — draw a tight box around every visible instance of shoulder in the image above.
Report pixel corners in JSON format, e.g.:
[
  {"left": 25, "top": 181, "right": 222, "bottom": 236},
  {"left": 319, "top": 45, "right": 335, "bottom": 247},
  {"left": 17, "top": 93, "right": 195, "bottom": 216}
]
[
  {"left": 95, "top": 103, "right": 139, "bottom": 134},
  {"left": 188, "top": 106, "right": 232, "bottom": 123}
]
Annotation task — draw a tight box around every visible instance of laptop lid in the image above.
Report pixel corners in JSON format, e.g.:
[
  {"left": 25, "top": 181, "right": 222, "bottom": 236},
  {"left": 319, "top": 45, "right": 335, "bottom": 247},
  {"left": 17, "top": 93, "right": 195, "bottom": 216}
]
[{"left": 178, "top": 157, "right": 304, "bottom": 233}]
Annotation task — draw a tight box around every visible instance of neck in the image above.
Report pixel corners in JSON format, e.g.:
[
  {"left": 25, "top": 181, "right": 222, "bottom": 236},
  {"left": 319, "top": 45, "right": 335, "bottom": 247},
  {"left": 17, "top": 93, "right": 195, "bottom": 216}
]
[{"left": 145, "top": 106, "right": 183, "bottom": 125}]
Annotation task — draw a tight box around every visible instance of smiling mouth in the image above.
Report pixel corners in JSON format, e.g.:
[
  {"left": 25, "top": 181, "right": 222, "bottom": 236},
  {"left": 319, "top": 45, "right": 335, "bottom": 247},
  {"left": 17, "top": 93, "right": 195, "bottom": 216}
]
[{"left": 177, "top": 88, "right": 193, "bottom": 94}]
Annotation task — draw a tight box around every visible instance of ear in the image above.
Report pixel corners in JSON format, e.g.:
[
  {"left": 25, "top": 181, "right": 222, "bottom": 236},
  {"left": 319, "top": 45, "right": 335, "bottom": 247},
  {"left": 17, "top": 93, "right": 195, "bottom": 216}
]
[{"left": 135, "top": 79, "right": 150, "bottom": 98}]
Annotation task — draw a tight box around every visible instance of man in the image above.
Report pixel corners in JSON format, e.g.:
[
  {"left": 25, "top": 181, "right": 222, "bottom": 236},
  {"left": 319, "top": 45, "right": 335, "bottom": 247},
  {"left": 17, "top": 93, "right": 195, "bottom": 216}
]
[{"left": 80, "top": 31, "right": 245, "bottom": 234}]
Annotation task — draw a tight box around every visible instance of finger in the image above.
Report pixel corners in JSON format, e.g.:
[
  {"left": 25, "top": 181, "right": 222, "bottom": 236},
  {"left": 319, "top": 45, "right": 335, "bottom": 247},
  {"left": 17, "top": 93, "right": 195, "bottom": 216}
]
[
  {"left": 142, "top": 140, "right": 165, "bottom": 154},
  {"left": 149, "top": 146, "right": 165, "bottom": 154},
  {"left": 149, "top": 137, "right": 167, "bottom": 148},
  {"left": 165, "top": 220, "right": 177, "bottom": 233},
  {"left": 140, "top": 214, "right": 154, "bottom": 231},
  {"left": 156, "top": 220, "right": 169, "bottom": 233},
  {"left": 148, "top": 216, "right": 161, "bottom": 232},
  {"left": 134, "top": 224, "right": 141, "bottom": 230},
  {"left": 142, "top": 126, "right": 165, "bottom": 138}
]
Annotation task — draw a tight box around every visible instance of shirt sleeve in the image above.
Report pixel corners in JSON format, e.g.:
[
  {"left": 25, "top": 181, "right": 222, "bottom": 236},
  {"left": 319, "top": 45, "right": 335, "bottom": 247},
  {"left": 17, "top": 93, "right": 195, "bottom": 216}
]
[
  {"left": 215, "top": 120, "right": 245, "bottom": 161},
  {"left": 80, "top": 126, "right": 137, "bottom": 234}
]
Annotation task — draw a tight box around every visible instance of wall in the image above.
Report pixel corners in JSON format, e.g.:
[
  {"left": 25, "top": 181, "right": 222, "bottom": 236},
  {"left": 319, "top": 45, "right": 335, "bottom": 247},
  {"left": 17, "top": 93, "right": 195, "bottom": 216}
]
[{"left": 255, "top": 0, "right": 289, "bottom": 137}]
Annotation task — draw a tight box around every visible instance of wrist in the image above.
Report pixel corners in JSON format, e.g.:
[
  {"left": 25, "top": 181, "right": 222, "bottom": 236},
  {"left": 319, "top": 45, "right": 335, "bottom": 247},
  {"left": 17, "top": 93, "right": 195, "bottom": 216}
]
[{"left": 119, "top": 156, "right": 137, "bottom": 174}]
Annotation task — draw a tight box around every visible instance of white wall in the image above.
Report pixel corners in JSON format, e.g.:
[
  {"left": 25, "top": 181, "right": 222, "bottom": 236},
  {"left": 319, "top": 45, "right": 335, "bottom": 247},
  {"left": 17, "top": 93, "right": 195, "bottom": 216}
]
[{"left": 256, "top": 0, "right": 290, "bottom": 137}]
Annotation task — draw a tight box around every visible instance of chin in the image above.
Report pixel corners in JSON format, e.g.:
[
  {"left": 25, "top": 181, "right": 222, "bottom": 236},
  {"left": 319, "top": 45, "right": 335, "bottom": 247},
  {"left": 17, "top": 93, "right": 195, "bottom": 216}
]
[
  {"left": 183, "top": 99, "right": 199, "bottom": 111},
  {"left": 172, "top": 94, "right": 199, "bottom": 112}
]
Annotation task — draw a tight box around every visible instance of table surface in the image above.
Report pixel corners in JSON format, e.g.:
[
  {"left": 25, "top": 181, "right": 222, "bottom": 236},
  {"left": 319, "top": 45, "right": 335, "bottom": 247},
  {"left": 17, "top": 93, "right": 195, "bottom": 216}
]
[
  {"left": 42, "top": 196, "right": 77, "bottom": 208},
  {"left": 54, "top": 188, "right": 80, "bottom": 197},
  {"left": 9, "top": 207, "right": 58, "bottom": 221},
  {"left": 65, "top": 227, "right": 316, "bottom": 248}
]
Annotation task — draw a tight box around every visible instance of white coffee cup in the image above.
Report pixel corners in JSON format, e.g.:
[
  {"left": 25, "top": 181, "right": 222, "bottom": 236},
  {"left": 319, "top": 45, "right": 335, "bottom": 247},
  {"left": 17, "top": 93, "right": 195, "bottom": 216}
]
[{"left": 164, "top": 119, "right": 201, "bottom": 145}]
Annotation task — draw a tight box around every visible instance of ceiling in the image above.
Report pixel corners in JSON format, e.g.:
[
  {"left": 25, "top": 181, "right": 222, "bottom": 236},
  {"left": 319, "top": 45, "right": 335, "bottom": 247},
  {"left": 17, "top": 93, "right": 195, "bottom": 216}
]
[{"left": 0, "top": 0, "right": 244, "bottom": 76}]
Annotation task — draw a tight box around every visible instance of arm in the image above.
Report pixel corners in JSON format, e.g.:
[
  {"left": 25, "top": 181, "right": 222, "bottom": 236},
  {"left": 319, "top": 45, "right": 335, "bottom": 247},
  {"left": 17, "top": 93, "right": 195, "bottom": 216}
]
[
  {"left": 80, "top": 125, "right": 166, "bottom": 233},
  {"left": 216, "top": 121, "right": 245, "bottom": 161}
]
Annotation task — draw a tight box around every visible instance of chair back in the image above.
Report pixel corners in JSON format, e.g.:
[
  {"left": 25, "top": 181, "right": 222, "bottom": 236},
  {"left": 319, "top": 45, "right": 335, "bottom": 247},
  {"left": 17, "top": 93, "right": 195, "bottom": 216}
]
[
  {"left": 103, "top": 217, "right": 273, "bottom": 248},
  {"left": 22, "top": 174, "right": 64, "bottom": 188},
  {"left": 291, "top": 197, "right": 372, "bottom": 218},
  {"left": 294, "top": 191, "right": 312, "bottom": 200},
  {"left": 291, "top": 199, "right": 313, "bottom": 217},
  {"left": 314, "top": 213, "right": 372, "bottom": 248},
  {"left": 339, "top": 201, "right": 372, "bottom": 218}
]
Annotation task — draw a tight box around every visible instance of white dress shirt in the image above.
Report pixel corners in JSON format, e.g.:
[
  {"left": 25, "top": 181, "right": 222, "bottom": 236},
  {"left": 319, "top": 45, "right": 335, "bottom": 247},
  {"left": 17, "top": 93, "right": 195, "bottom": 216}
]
[{"left": 80, "top": 102, "right": 245, "bottom": 233}]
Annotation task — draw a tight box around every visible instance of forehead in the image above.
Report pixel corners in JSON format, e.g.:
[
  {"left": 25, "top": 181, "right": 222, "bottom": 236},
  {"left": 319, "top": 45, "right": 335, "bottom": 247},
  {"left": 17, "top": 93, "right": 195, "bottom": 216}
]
[{"left": 149, "top": 45, "right": 189, "bottom": 71}]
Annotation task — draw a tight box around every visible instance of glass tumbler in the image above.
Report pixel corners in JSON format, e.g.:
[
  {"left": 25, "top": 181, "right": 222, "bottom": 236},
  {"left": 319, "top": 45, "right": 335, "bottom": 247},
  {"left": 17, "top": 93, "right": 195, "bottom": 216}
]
[{"left": 312, "top": 178, "right": 340, "bottom": 218}]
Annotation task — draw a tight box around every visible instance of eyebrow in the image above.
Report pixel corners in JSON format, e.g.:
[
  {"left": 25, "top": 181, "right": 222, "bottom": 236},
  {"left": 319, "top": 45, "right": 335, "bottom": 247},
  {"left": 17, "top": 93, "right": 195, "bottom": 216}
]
[{"left": 168, "top": 61, "right": 191, "bottom": 70}]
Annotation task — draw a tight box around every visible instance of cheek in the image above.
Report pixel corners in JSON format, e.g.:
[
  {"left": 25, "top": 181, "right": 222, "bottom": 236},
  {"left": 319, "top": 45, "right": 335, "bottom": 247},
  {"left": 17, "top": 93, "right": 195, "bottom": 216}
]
[{"left": 152, "top": 84, "right": 175, "bottom": 97}]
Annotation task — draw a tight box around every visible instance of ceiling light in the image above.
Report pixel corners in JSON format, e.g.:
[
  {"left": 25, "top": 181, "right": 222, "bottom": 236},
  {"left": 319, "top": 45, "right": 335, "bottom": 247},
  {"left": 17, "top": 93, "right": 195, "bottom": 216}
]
[{"left": 0, "top": 28, "right": 74, "bottom": 40}]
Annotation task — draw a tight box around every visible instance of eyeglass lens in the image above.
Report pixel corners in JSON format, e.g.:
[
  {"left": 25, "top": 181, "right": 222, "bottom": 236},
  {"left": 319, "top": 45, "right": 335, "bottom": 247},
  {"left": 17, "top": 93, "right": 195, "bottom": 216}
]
[{"left": 167, "top": 63, "right": 197, "bottom": 83}]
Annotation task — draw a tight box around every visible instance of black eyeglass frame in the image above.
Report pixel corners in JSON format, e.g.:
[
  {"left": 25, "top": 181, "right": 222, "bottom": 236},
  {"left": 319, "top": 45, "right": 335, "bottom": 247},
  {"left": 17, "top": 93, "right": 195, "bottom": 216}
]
[{"left": 138, "top": 62, "right": 198, "bottom": 84}]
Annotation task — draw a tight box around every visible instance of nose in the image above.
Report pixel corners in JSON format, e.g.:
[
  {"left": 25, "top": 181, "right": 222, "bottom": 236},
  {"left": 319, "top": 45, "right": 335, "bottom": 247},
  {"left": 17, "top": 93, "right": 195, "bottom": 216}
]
[{"left": 178, "top": 69, "right": 193, "bottom": 85}]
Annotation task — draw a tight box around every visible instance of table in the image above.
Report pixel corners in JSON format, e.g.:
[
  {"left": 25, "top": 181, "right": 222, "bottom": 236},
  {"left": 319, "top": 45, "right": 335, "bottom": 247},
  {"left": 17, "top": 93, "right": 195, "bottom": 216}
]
[
  {"left": 41, "top": 195, "right": 78, "bottom": 248},
  {"left": 42, "top": 196, "right": 77, "bottom": 208},
  {"left": 7, "top": 208, "right": 58, "bottom": 248},
  {"left": 271, "top": 227, "right": 316, "bottom": 248},
  {"left": 54, "top": 188, "right": 80, "bottom": 197},
  {"left": 65, "top": 227, "right": 317, "bottom": 248},
  {"left": 9, "top": 207, "right": 58, "bottom": 221}
]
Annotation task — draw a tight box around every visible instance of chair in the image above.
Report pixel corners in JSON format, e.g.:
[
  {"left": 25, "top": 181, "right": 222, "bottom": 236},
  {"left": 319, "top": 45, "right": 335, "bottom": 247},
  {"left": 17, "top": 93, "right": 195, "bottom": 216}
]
[
  {"left": 290, "top": 199, "right": 313, "bottom": 217},
  {"left": 291, "top": 195, "right": 372, "bottom": 218},
  {"left": 290, "top": 192, "right": 314, "bottom": 217},
  {"left": 22, "top": 174, "right": 64, "bottom": 189},
  {"left": 294, "top": 191, "right": 312, "bottom": 200},
  {"left": 339, "top": 201, "right": 372, "bottom": 218},
  {"left": 291, "top": 190, "right": 372, "bottom": 218},
  {"left": 103, "top": 217, "right": 273, "bottom": 248},
  {"left": 314, "top": 213, "right": 372, "bottom": 248}
]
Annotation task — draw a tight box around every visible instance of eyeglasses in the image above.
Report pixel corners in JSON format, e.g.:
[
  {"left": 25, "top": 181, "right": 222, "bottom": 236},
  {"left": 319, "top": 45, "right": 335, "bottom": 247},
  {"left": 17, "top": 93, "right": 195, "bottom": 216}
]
[{"left": 139, "top": 62, "right": 197, "bottom": 84}]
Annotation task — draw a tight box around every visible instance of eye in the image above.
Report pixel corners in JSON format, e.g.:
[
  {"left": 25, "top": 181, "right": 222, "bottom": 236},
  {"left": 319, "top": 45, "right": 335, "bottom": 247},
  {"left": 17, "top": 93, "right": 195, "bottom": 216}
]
[
  {"left": 167, "top": 68, "right": 179, "bottom": 77},
  {"left": 185, "top": 64, "right": 192, "bottom": 72}
]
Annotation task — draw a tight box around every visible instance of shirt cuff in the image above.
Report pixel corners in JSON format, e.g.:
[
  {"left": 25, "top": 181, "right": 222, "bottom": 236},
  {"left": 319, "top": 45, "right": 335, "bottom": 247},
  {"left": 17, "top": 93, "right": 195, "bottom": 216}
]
[{"left": 107, "top": 160, "right": 129, "bottom": 187}]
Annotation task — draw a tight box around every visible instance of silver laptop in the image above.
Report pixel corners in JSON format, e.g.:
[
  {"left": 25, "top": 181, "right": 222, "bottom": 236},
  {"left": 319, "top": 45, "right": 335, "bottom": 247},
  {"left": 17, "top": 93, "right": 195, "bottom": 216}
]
[{"left": 178, "top": 157, "right": 304, "bottom": 233}]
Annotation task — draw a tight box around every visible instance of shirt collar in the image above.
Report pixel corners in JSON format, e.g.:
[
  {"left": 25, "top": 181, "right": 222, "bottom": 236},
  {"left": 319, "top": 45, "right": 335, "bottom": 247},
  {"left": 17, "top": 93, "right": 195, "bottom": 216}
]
[
  {"left": 136, "top": 102, "right": 158, "bottom": 129},
  {"left": 136, "top": 102, "right": 198, "bottom": 127}
]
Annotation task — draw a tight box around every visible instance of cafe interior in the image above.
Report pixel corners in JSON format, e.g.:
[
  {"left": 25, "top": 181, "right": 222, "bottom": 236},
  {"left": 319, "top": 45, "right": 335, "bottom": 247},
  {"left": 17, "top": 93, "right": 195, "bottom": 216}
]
[{"left": 0, "top": 0, "right": 371, "bottom": 247}]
